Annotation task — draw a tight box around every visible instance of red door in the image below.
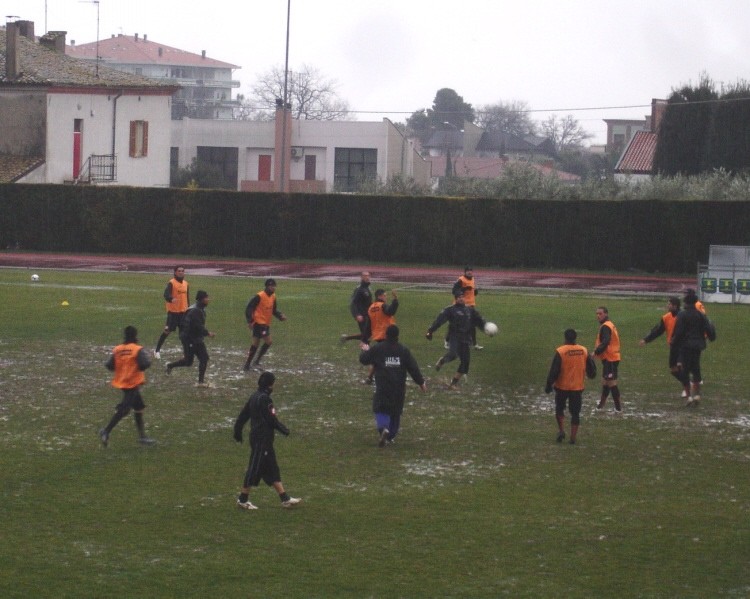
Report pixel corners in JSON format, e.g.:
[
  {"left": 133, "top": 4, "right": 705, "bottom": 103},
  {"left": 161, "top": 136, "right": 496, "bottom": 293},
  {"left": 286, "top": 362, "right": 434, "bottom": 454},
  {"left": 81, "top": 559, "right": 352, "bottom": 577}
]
[
  {"left": 258, "top": 155, "right": 272, "bottom": 181},
  {"left": 73, "top": 119, "right": 83, "bottom": 179}
]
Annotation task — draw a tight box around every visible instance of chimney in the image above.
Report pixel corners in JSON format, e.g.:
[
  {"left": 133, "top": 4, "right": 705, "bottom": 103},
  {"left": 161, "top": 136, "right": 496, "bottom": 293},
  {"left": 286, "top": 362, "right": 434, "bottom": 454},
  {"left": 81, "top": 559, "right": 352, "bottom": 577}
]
[
  {"left": 135, "top": 33, "right": 139, "bottom": 41},
  {"left": 5, "top": 21, "right": 20, "bottom": 80},
  {"left": 651, "top": 98, "right": 667, "bottom": 133},
  {"left": 158, "top": 47, "right": 163, "bottom": 57},
  {"left": 40, "top": 31, "right": 67, "bottom": 53},
  {"left": 144, "top": 34, "right": 147, "bottom": 42},
  {"left": 201, "top": 50, "right": 206, "bottom": 59},
  {"left": 17, "top": 20, "right": 35, "bottom": 40}
]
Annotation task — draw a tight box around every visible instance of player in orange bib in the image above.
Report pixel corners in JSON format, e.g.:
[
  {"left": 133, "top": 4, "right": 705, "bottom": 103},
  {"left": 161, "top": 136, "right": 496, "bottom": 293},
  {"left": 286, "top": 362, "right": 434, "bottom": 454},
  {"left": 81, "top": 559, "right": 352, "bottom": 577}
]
[
  {"left": 153, "top": 266, "right": 189, "bottom": 359},
  {"left": 99, "top": 326, "right": 155, "bottom": 447},
  {"left": 545, "top": 328, "right": 596, "bottom": 444},
  {"left": 244, "top": 279, "right": 287, "bottom": 371},
  {"left": 592, "top": 306, "right": 622, "bottom": 413}
]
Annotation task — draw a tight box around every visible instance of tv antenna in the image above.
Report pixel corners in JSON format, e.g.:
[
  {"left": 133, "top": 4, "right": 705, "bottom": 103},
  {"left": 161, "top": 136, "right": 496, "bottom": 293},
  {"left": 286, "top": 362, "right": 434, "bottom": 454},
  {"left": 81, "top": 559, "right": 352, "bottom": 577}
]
[{"left": 79, "top": 0, "right": 100, "bottom": 78}]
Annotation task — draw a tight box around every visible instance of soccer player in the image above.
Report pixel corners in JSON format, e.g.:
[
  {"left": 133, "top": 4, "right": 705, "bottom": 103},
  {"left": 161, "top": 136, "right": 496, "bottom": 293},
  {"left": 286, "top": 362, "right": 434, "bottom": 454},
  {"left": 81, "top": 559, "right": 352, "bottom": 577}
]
[
  {"left": 153, "top": 265, "right": 189, "bottom": 359},
  {"left": 166, "top": 290, "right": 215, "bottom": 387},
  {"left": 545, "top": 328, "right": 596, "bottom": 444},
  {"left": 359, "top": 325, "right": 427, "bottom": 447},
  {"left": 426, "top": 289, "right": 487, "bottom": 389},
  {"left": 99, "top": 326, "right": 155, "bottom": 447},
  {"left": 340, "top": 271, "right": 373, "bottom": 345},
  {"left": 451, "top": 266, "right": 482, "bottom": 350},
  {"left": 672, "top": 292, "right": 716, "bottom": 405},
  {"left": 233, "top": 371, "right": 301, "bottom": 510},
  {"left": 592, "top": 306, "right": 622, "bottom": 413},
  {"left": 243, "top": 278, "right": 287, "bottom": 370},
  {"left": 362, "top": 289, "right": 399, "bottom": 384},
  {"left": 639, "top": 297, "right": 686, "bottom": 397}
]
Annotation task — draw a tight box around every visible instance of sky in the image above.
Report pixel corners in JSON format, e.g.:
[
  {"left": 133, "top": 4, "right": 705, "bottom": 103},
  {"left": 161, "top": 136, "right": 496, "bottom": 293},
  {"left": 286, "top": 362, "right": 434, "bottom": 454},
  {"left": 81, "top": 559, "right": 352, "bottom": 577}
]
[{"left": 6, "top": 0, "right": 750, "bottom": 144}]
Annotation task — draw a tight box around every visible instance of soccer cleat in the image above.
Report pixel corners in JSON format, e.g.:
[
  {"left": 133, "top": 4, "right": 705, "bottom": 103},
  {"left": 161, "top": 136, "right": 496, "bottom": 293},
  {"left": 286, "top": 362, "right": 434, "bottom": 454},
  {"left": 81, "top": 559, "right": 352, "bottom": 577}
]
[
  {"left": 614, "top": 408, "right": 623, "bottom": 415},
  {"left": 281, "top": 497, "right": 302, "bottom": 508},
  {"left": 681, "top": 389, "right": 688, "bottom": 398},
  {"left": 99, "top": 428, "right": 109, "bottom": 448},
  {"left": 195, "top": 382, "right": 211, "bottom": 388},
  {"left": 153, "top": 350, "right": 161, "bottom": 360},
  {"left": 443, "top": 340, "right": 450, "bottom": 349},
  {"left": 378, "top": 428, "right": 390, "bottom": 448},
  {"left": 362, "top": 377, "right": 373, "bottom": 385},
  {"left": 685, "top": 396, "right": 695, "bottom": 407},
  {"left": 692, "top": 394, "right": 701, "bottom": 404},
  {"left": 242, "top": 362, "right": 251, "bottom": 372},
  {"left": 474, "top": 344, "right": 484, "bottom": 350},
  {"left": 556, "top": 431, "right": 566, "bottom": 443},
  {"left": 569, "top": 438, "right": 576, "bottom": 445},
  {"left": 434, "top": 358, "right": 443, "bottom": 371},
  {"left": 165, "top": 364, "right": 172, "bottom": 375},
  {"left": 138, "top": 436, "right": 156, "bottom": 446},
  {"left": 237, "top": 499, "right": 258, "bottom": 510}
]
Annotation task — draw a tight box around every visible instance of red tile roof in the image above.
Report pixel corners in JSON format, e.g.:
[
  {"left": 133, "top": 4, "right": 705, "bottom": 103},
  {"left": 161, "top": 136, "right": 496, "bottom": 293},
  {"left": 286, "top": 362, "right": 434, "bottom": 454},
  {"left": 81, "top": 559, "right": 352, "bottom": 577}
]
[
  {"left": 615, "top": 130, "right": 656, "bottom": 174},
  {"left": 67, "top": 34, "right": 239, "bottom": 69}
]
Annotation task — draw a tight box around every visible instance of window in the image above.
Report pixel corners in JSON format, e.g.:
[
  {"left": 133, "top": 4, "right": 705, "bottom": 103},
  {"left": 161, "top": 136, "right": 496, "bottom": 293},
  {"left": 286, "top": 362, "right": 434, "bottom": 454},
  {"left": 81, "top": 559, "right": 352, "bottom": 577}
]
[
  {"left": 304, "top": 154, "right": 316, "bottom": 181},
  {"left": 129, "top": 120, "right": 148, "bottom": 158},
  {"left": 196, "top": 146, "right": 238, "bottom": 189},
  {"left": 334, "top": 148, "right": 377, "bottom": 191}
]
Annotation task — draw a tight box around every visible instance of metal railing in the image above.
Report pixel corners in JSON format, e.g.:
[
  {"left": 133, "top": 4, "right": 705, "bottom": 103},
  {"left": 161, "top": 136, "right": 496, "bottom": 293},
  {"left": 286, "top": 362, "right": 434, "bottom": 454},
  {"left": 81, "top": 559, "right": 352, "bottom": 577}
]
[{"left": 75, "top": 154, "right": 117, "bottom": 184}]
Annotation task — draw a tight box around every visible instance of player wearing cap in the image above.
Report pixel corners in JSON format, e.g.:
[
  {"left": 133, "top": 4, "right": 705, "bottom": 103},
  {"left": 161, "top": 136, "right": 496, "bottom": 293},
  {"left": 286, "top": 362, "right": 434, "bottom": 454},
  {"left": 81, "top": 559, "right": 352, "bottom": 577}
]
[
  {"left": 166, "top": 290, "right": 215, "bottom": 387},
  {"left": 426, "top": 289, "right": 487, "bottom": 389},
  {"left": 234, "top": 371, "right": 301, "bottom": 510}
]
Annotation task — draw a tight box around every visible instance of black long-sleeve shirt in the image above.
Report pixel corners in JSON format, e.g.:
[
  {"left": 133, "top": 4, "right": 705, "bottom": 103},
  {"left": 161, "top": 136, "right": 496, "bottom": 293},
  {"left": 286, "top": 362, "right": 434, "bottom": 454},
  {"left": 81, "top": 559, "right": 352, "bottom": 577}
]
[
  {"left": 672, "top": 306, "right": 716, "bottom": 351},
  {"left": 428, "top": 304, "right": 486, "bottom": 344},
  {"left": 233, "top": 387, "right": 289, "bottom": 446},
  {"left": 359, "top": 340, "right": 424, "bottom": 416},
  {"left": 350, "top": 282, "right": 372, "bottom": 319},
  {"left": 180, "top": 303, "right": 209, "bottom": 343}
]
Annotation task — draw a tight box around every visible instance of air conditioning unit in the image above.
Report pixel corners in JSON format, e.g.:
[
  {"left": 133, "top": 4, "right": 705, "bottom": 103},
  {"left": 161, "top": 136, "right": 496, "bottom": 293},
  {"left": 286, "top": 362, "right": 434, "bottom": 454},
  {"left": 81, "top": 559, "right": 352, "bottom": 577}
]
[{"left": 290, "top": 147, "right": 304, "bottom": 159}]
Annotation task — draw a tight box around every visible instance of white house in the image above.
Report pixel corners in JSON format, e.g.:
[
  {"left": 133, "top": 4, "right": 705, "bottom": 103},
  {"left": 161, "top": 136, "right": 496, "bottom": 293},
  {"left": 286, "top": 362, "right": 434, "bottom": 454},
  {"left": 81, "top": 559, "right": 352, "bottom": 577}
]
[
  {"left": 171, "top": 106, "right": 432, "bottom": 192},
  {"left": 0, "top": 20, "right": 178, "bottom": 186}
]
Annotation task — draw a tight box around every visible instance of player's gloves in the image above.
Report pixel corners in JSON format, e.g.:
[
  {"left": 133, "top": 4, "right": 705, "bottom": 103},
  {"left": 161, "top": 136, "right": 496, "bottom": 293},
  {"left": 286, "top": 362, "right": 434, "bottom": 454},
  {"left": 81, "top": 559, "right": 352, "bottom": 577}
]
[
  {"left": 425, "top": 331, "right": 433, "bottom": 340},
  {"left": 278, "top": 423, "right": 290, "bottom": 436},
  {"left": 544, "top": 385, "right": 553, "bottom": 394},
  {"left": 233, "top": 432, "right": 242, "bottom": 443}
]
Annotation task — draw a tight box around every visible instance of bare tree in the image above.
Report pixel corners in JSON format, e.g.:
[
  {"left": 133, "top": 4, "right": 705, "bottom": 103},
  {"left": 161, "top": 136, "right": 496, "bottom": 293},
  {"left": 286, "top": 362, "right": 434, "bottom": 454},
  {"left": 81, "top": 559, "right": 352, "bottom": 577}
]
[
  {"left": 238, "top": 64, "right": 352, "bottom": 121},
  {"left": 476, "top": 100, "right": 537, "bottom": 136},
  {"left": 540, "top": 114, "right": 593, "bottom": 151}
]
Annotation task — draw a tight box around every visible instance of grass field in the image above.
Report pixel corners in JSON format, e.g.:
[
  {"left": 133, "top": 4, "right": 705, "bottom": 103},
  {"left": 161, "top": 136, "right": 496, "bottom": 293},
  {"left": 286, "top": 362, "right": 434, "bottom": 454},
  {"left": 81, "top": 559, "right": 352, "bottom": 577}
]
[{"left": 0, "top": 267, "right": 748, "bottom": 598}]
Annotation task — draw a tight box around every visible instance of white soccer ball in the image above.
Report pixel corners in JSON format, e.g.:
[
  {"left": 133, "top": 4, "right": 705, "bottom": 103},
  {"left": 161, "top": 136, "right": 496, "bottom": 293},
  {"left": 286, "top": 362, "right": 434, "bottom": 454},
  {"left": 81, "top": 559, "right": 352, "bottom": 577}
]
[
  {"left": 484, "top": 322, "right": 498, "bottom": 336},
  {"left": 31, "top": 273, "right": 40, "bottom": 282}
]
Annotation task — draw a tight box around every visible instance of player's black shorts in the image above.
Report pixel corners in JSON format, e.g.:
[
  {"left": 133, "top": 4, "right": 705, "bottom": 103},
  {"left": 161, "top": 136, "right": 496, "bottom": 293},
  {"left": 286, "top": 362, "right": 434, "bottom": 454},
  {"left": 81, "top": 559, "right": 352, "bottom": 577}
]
[
  {"left": 116, "top": 387, "right": 146, "bottom": 412},
  {"left": 164, "top": 312, "right": 185, "bottom": 332},
  {"left": 602, "top": 360, "right": 619, "bottom": 380},
  {"left": 555, "top": 389, "right": 583, "bottom": 424},
  {"left": 668, "top": 344, "right": 680, "bottom": 369},
  {"left": 251, "top": 324, "right": 271, "bottom": 340},
  {"left": 244, "top": 443, "right": 281, "bottom": 487}
]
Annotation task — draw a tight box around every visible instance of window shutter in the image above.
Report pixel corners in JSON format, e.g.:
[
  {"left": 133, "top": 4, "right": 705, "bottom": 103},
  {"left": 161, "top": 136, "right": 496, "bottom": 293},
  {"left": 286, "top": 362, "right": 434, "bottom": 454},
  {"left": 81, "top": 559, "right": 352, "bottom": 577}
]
[
  {"left": 142, "top": 121, "right": 149, "bottom": 157},
  {"left": 129, "top": 121, "right": 136, "bottom": 157}
]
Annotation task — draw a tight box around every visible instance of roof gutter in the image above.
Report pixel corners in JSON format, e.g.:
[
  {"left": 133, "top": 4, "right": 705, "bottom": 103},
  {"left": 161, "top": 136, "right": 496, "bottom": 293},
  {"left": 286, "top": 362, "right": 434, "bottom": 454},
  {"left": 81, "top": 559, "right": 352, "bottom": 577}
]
[{"left": 111, "top": 90, "right": 123, "bottom": 156}]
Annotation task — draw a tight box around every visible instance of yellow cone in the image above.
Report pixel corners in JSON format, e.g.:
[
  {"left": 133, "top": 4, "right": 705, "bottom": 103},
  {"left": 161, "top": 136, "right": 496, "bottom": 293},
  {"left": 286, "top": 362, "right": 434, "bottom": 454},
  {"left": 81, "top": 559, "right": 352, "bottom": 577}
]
[{"left": 61, "top": 300, "right": 69, "bottom": 306}]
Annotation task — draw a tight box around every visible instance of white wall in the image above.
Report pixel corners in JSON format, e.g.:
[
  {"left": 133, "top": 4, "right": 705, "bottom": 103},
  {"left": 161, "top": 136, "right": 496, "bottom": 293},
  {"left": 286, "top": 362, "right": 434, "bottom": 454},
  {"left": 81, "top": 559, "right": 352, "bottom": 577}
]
[{"left": 45, "top": 91, "right": 172, "bottom": 186}]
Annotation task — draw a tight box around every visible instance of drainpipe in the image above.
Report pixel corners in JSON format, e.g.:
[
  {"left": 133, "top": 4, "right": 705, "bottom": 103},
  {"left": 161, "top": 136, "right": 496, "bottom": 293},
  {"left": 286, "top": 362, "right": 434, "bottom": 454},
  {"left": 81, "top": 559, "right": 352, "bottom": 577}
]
[{"left": 111, "top": 90, "right": 123, "bottom": 156}]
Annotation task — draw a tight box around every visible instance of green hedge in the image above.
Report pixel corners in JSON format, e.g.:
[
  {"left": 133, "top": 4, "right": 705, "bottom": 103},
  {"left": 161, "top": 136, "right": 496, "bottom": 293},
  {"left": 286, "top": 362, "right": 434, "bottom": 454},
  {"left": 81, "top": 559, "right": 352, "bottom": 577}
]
[{"left": 2, "top": 184, "right": 749, "bottom": 273}]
